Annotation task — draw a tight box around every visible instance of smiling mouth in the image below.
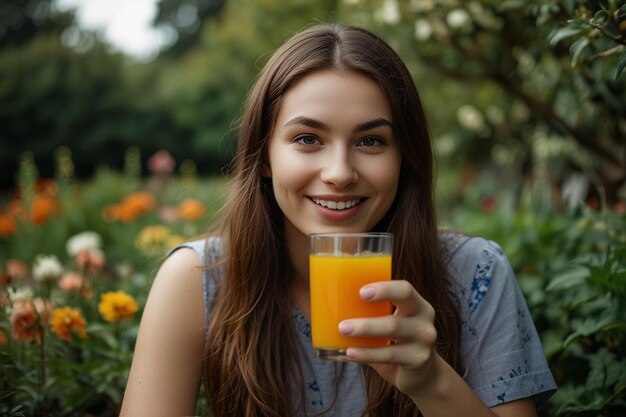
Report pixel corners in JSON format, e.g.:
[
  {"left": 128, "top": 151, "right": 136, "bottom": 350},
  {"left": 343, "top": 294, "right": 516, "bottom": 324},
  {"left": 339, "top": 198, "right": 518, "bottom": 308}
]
[{"left": 311, "top": 198, "right": 361, "bottom": 210}]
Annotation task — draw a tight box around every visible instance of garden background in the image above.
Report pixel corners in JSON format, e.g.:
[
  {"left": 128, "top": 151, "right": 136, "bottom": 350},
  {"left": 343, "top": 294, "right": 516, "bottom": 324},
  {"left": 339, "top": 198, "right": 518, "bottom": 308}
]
[{"left": 1, "top": 0, "right": 625, "bottom": 416}]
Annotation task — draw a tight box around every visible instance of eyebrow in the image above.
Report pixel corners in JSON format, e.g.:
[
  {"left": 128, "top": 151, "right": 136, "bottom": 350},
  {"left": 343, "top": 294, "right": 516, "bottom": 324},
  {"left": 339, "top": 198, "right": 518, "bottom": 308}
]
[{"left": 283, "top": 116, "right": 393, "bottom": 132}]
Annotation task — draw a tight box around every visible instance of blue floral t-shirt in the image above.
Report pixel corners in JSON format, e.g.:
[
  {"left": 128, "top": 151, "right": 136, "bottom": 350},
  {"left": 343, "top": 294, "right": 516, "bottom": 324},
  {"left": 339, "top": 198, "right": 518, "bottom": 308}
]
[{"left": 173, "top": 233, "right": 556, "bottom": 415}]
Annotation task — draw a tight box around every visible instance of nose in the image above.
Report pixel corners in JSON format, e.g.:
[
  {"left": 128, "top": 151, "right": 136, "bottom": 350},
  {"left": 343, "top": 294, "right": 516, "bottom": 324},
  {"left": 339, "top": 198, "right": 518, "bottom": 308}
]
[{"left": 319, "top": 148, "right": 358, "bottom": 188}]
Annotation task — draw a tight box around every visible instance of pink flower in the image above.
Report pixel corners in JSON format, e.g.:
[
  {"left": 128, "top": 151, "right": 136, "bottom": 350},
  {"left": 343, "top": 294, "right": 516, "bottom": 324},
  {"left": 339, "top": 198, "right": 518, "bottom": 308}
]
[
  {"left": 158, "top": 205, "right": 179, "bottom": 223},
  {"left": 11, "top": 298, "right": 52, "bottom": 343},
  {"left": 75, "top": 248, "right": 105, "bottom": 275},
  {"left": 7, "top": 259, "right": 28, "bottom": 281},
  {"left": 147, "top": 150, "right": 176, "bottom": 175},
  {"left": 58, "top": 272, "right": 84, "bottom": 293}
]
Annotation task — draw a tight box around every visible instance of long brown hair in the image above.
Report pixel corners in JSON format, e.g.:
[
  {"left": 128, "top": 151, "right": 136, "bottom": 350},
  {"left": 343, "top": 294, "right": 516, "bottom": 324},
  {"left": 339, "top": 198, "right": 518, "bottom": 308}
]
[{"left": 204, "top": 24, "right": 462, "bottom": 417}]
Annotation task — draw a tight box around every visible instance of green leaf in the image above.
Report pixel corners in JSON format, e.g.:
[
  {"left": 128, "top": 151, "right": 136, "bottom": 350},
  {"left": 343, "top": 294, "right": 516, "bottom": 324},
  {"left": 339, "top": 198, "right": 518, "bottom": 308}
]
[
  {"left": 589, "top": 10, "right": 609, "bottom": 26},
  {"left": 564, "top": 317, "right": 626, "bottom": 347},
  {"left": 498, "top": 1, "right": 527, "bottom": 12},
  {"left": 549, "top": 27, "right": 582, "bottom": 45},
  {"left": 586, "top": 349, "right": 620, "bottom": 390},
  {"left": 616, "top": 48, "right": 626, "bottom": 79},
  {"left": 570, "top": 36, "right": 591, "bottom": 66},
  {"left": 546, "top": 266, "right": 589, "bottom": 291}
]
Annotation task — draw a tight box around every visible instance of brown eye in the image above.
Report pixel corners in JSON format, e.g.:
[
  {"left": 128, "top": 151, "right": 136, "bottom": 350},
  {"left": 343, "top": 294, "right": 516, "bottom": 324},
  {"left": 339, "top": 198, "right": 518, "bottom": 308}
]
[
  {"left": 295, "top": 135, "right": 319, "bottom": 145},
  {"left": 358, "top": 136, "right": 383, "bottom": 147}
]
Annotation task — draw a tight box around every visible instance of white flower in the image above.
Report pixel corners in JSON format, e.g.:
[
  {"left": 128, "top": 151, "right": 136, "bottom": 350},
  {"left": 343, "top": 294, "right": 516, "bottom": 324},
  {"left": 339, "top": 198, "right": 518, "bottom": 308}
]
[
  {"left": 414, "top": 19, "right": 433, "bottom": 41},
  {"left": 7, "top": 286, "right": 34, "bottom": 303},
  {"left": 32, "top": 255, "right": 63, "bottom": 283},
  {"left": 457, "top": 105, "right": 485, "bottom": 132},
  {"left": 66, "top": 231, "right": 102, "bottom": 257},
  {"left": 446, "top": 8, "right": 471, "bottom": 29},
  {"left": 376, "top": 0, "right": 401, "bottom": 25}
]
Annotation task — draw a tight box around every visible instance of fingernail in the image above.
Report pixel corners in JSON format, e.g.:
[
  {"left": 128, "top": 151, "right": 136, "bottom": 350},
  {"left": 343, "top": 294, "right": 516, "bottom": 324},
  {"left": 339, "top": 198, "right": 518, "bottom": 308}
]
[
  {"left": 339, "top": 321, "right": 354, "bottom": 335},
  {"left": 346, "top": 348, "right": 357, "bottom": 358},
  {"left": 360, "top": 287, "right": 375, "bottom": 300}
]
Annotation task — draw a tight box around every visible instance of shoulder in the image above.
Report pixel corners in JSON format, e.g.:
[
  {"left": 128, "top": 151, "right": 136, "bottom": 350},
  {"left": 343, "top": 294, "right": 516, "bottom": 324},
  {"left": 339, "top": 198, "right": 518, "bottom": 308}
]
[
  {"left": 439, "top": 233, "right": 510, "bottom": 289},
  {"left": 439, "top": 232, "right": 557, "bottom": 407},
  {"left": 166, "top": 236, "right": 224, "bottom": 323},
  {"left": 167, "top": 235, "right": 223, "bottom": 266},
  {"left": 149, "top": 245, "right": 205, "bottom": 320}
]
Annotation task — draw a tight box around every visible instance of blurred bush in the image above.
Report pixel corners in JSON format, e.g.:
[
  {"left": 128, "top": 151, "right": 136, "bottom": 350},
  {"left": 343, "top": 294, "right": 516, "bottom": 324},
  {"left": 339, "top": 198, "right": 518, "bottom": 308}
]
[{"left": 444, "top": 184, "right": 626, "bottom": 417}]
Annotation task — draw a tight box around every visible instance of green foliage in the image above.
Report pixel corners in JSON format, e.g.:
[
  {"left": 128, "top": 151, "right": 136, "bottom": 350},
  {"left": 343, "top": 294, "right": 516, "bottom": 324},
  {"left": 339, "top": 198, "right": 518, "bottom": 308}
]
[
  {"left": 0, "top": 0, "right": 73, "bottom": 48},
  {"left": 444, "top": 186, "right": 626, "bottom": 416},
  {"left": 0, "top": 34, "right": 186, "bottom": 189},
  {"left": 343, "top": 0, "right": 626, "bottom": 204}
]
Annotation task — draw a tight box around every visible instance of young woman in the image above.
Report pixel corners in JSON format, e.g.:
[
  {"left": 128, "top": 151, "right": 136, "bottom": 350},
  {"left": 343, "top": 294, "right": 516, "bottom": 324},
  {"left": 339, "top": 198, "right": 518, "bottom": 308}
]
[{"left": 120, "top": 24, "right": 556, "bottom": 417}]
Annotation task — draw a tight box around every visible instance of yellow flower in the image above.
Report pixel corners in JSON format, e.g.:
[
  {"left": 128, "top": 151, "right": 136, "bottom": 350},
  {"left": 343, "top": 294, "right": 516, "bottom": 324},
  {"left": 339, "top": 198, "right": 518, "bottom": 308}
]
[
  {"left": 50, "top": 307, "right": 87, "bottom": 343},
  {"left": 135, "top": 225, "right": 175, "bottom": 255},
  {"left": 176, "top": 198, "right": 205, "bottom": 221},
  {"left": 98, "top": 291, "right": 138, "bottom": 322},
  {"left": 167, "top": 234, "right": 186, "bottom": 248}
]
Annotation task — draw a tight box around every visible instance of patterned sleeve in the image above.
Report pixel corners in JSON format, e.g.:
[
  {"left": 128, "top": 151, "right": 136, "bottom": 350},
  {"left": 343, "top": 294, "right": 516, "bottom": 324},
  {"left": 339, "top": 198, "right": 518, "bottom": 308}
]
[{"left": 444, "top": 236, "right": 557, "bottom": 408}]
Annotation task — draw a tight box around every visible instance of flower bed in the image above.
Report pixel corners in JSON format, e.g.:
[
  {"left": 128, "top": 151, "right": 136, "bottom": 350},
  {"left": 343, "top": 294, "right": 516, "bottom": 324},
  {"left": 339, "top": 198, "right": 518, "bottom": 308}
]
[{"left": 0, "top": 150, "right": 227, "bottom": 416}]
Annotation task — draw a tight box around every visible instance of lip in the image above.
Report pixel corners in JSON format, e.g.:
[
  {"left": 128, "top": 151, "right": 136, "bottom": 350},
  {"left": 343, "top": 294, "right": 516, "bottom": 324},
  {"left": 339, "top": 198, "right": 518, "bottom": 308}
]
[{"left": 308, "top": 195, "right": 366, "bottom": 221}]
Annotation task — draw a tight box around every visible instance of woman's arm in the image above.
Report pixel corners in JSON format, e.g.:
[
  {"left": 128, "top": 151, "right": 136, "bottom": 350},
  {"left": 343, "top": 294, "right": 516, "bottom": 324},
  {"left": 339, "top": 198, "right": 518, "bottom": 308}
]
[
  {"left": 120, "top": 248, "right": 206, "bottom": 417},
  {"left": 406, "top": 352, "right": 538, "bottom": 417}
]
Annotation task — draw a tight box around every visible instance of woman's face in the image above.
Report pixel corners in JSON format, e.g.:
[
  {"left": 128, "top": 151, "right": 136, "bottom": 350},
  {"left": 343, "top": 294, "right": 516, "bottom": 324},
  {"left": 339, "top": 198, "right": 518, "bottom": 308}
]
[{"left": 264, "top": 69, "right": 402, "bottom": 245}]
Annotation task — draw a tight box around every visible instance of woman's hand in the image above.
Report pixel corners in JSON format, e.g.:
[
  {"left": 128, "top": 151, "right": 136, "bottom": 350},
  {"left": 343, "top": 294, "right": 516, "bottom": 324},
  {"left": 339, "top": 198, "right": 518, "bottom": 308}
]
[
  {"left": 338, "top": 280, "right": 439, "bottom": 397},
  {"left": 338, "top": 280, "right": 540, "bottom": 417}
]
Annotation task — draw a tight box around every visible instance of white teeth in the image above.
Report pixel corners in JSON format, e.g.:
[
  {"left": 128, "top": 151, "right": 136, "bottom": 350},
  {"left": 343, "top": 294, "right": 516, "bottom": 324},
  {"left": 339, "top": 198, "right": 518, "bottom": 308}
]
[{"left": 312, "top": 198, "right": 360, "bottom": 210}]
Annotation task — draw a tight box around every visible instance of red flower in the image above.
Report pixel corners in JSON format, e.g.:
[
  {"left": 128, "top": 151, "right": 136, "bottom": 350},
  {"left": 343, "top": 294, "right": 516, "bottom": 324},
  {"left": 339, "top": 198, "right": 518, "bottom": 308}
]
[{"left": 480, "top": 195, "right": 497, "bottom": 212}]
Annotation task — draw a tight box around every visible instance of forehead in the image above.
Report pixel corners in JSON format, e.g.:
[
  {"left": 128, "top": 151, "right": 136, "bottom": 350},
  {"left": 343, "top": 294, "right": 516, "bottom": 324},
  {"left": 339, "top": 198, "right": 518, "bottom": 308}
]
[{"left": 273, "top": 69, "right": 393, "bottom": 127}]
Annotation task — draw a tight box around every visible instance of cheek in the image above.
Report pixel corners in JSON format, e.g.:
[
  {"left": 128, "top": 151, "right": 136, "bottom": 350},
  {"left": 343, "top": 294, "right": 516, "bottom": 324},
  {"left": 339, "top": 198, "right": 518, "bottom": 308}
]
[
  {"left": 370, "top": 156, "right": 402, "bottom": 197},
  {"left": 270, "top": 156, "right": 313, "bottom": 199}
]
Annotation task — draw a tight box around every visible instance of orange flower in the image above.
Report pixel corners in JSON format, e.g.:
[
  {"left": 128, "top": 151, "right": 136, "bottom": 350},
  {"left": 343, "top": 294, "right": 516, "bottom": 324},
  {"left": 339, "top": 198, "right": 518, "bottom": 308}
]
[
  {"left": 98, "top": 291, "right": 138, "bottom": 322},
  {"left": 176, "top": 198, "right": 205, "bottom": 221},
  {"left": 10, "top": 298, "right": 51, "bottom": 343},
  {"left": 0, "top": 212, "right": 16, "bottom": 237},
  {"left": 50, "top": 307, "right": 87, "bottom": 343},
  {"left": 30, "top": 194, "right": 59, "bottom": 224},
  {"left": 103, "top": 191, "right": 156, "bottom": 223}
]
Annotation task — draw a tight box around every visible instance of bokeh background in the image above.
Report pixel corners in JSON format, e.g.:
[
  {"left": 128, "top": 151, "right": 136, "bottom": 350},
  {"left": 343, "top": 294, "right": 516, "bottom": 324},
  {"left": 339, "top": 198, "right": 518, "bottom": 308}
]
[{"left": 1, "top": 1, "right": 625, "bottom": 416}]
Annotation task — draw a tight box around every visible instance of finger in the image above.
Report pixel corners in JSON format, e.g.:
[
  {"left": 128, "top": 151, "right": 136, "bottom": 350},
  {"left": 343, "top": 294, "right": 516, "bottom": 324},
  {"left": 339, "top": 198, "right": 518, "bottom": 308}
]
[
  {"left": 339, "top": 315, "right": 437, "bottom": 344},
  {"left": 345, "top": 343, "right": 433, "bottom": 368},
  {"left": 361, "top": 280, "right": 434, "bottom": 318}
]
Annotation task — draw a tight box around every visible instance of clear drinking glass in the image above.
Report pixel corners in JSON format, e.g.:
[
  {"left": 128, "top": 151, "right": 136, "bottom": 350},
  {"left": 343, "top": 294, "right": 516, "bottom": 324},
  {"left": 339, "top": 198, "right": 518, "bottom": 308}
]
[{"left": 309, "top": 232, "right": 393, "bottom": 361}]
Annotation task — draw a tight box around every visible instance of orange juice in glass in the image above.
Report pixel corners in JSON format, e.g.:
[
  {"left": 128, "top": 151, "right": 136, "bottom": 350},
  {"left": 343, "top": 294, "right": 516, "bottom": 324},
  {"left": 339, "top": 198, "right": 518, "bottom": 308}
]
[{"left": 309, "top": 233, "right": 392, "bottom": 361}]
